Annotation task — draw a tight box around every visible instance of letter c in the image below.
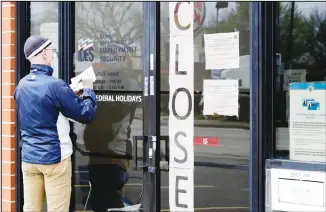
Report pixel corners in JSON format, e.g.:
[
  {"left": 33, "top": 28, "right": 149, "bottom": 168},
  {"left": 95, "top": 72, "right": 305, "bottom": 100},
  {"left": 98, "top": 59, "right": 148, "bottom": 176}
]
[{"left": 174, "top": 2, "right": 191, "bottom": 30}]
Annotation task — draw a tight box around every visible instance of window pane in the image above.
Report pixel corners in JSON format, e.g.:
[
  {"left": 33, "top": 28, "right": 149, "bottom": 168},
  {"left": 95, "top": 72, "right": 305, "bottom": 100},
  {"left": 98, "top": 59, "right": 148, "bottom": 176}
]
[
  {"left": 74, "top": 2, "right": 144, "bottom": 211},
  {"left": 30, "top": 2, "right": 59, "bottom": 78},
  {"left": 275, "top": 2, "right": 326, "bottom": 161},
  {"left": 74, "top": 2, "right": 142, "bottom": 92},
  {"left": 160, "top": 2, "right": 250, "bottom": 210}
]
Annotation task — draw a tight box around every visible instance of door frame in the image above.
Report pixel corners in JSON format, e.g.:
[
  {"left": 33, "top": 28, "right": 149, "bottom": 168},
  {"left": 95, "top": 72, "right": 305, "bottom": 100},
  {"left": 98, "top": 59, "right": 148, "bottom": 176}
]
[
  {"left": 249, "top": 2, "right": 276, "bottom": 212},
  {"left": 141, "top": 2, "right": 161, "bottom": 212},
  {"left": 14, "top": 2, "right": 278, "bottom": 212},
  {"left": 15, "top": 2, "right": 31, "bottom": 212},
  {"left": 15, "top": 2, "right": 162, "bottom": 211},
  {"left": 58, "top": 2, "right": 76, "bottom": 210}
]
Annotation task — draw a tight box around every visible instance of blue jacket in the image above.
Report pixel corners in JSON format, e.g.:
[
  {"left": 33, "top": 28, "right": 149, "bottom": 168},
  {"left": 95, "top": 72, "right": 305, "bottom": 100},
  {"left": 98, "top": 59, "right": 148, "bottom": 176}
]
[{"left": 14, "top": 64, "right": 97, "bottom": 165}]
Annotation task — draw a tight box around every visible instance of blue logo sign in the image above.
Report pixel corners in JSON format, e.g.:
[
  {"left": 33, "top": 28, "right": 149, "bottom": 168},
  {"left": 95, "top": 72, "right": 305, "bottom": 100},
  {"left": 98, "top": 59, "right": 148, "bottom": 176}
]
[
  {"left": 77, "top": 38, "right": 94, "bottom": 62},
  {"left": 302, "top": 98, "right": 320, "bottom": 111}
]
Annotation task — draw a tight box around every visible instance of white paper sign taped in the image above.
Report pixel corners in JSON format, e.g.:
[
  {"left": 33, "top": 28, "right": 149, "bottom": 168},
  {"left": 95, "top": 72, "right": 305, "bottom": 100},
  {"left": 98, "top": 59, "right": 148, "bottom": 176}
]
[
  {"left": 169, "top": 2, "right": 194, "bottom": 212},
  {"left": 203, "top": 79, "right": 239, "bottom": 116},
  {"left": 204, "top": 32, "right": 240, "bottom": 70},
  {"left": 289, "top": 82, "right": 326, "bottom": 163},
  {"left": 271, "top": 168, "right": 326, "bottom": 212}
]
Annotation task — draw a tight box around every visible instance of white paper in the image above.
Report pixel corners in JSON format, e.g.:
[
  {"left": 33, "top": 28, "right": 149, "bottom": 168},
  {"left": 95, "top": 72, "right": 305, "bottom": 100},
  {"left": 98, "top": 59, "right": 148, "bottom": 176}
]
[
  {"left": 204, "top": 32, "right": 239, "bottom": 70},
  {"left": 289, "top": 82, "right": 326, "bottom": 163},
  {"left": 71, "top": 65, "right": 96, "bottom": 85},
  {"left": 169, "top": 2, "right": 194, "bottom": 212},
  {"left": 278, "top": 179, "right": 324, "bottom": 207},
  {"left": 271, "top": 168, "right": 326, "bottom": 212},
  {"left": 70, "top": 82, "right": 83, "bottom": 92},
  {"left": 67, "top": 83, "right": 84, "bottom": 124},
  {"left": 203, "top": 79, "right": 239, "bottom": 116},
  {"left": 107, "top": 204, "right": 141, "bottom": 211},
  {"left": 169, "top": 168, "right": 194, "bottom": 212}
]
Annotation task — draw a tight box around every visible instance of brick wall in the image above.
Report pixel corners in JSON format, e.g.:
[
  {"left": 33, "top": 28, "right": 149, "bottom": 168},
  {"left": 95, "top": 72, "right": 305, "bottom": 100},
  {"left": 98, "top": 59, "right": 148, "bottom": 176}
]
[{"left": 1, "top": 2, "right": 16, "bottom": 212}]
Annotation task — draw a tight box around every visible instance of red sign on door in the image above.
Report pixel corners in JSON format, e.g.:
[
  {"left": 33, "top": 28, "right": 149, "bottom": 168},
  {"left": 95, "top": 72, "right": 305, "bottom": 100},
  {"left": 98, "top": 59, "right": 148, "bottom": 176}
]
[{"left": 194, "top": 136, "right": 218, "bottom": 146}]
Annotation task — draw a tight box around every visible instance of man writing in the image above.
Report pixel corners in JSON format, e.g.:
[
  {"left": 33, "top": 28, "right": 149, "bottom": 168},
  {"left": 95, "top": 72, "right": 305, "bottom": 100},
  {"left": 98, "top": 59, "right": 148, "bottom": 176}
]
[{"left": 14, "top": 35, "right": 97, "bottom": 212}]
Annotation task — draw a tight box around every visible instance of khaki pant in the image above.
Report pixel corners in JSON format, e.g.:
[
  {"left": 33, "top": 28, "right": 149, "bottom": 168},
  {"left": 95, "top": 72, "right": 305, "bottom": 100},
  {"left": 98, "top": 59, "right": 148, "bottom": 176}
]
[{"left": 22, "top": 157, "right": 72, "bottom": 212}]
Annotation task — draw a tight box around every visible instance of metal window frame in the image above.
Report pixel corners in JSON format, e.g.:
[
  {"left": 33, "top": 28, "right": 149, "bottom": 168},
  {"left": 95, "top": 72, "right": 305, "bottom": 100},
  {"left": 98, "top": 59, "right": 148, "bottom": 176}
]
[
  {"left": 15, "top": 2, "right": 31, "bottom": 211},
  {"left": 141, "top": 2, "right": 161, "bottom": 212},
  {"left": 58, "top": 2, "right": 76, "bottom": 211},
  {"left": 250, "top": 2, "right": 276, "bottom": 212}
]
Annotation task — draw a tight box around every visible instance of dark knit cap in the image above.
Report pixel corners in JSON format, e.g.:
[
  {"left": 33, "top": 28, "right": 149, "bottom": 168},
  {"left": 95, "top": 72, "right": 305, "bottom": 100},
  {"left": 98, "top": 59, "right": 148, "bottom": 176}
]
[{"left": 24, "top": 35, "right": 52, "bottom": 59}]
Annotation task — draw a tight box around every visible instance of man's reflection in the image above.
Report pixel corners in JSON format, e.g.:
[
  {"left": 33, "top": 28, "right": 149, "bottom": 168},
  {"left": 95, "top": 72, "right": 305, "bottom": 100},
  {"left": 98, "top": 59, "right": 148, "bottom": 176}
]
[{"left": 74, "top": 47, "right": 140, "bottom": 211}]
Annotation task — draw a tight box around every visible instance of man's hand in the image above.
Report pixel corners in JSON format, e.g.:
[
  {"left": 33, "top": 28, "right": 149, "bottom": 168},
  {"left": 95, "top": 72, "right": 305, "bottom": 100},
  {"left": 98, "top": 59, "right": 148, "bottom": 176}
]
[{"left": 82, "top": 77, "right": 94, "bottom": 89}]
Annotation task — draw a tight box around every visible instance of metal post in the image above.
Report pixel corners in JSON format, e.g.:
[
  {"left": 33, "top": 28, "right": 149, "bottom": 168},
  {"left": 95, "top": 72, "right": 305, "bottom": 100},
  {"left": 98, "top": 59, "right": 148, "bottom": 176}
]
[
  {"left": 216, "top": 8, "right": 219, "bottom": 32},
  {"left": 250, "top": 2, "right": 277, "bottom": 212},
  {"left": 141, "top": 2, "right": 160, "bottom": 212},
  {"left": 287, "top": 1, "right": 295, "bottom": 67},
  {"left": 215, "top": 1, "right": 228, "bottom": 32},
  {"left": 58, "top": 2, "right": 76, "bottom": 210}
]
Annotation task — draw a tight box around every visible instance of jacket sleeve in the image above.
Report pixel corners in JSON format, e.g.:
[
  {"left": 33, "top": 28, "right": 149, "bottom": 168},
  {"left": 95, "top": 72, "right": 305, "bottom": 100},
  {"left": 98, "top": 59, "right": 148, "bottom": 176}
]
[{"left": 52, "top": 80, "right": 97, "bottom": 124}]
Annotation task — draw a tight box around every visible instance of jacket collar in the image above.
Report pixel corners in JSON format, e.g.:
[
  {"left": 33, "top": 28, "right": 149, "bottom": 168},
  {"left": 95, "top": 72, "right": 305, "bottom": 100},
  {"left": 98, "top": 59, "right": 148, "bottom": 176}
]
[{"left": 30, "top": 64, "right": 53, "bottom": 76}]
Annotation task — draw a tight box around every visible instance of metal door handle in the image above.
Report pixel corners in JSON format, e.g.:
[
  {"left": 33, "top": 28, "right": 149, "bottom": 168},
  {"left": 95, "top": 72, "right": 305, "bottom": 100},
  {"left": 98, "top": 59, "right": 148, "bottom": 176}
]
[{"left": 132, "top": 135, "right": 170, "bottom": 172}]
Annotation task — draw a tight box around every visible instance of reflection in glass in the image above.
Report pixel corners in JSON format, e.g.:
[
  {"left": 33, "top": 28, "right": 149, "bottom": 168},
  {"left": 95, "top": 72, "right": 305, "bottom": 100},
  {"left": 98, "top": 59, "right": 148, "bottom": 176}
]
[
  {"left": 29, "top": 3, "right": 59, "bottom": 211},
  {"left": 74, "top": 2, "right": 142, "bottom": 92},
  {"left": 160, "top": 2, "right": 250, "bottom": 210},
  {"left": 275, "top": 1, "right": 326, "bottom": 160},
  {"left": 30, "top": 2, "right": 59, "bottom": 78},
  {"left": 73, "top": 2, "right": 143, "bottom": 211}
]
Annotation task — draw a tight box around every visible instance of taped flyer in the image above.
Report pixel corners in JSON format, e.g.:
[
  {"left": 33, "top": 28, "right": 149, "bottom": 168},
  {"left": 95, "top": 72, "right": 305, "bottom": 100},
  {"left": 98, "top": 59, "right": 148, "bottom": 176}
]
[{"left": 71, "top": 65, "right": 96, "bottom": 85}]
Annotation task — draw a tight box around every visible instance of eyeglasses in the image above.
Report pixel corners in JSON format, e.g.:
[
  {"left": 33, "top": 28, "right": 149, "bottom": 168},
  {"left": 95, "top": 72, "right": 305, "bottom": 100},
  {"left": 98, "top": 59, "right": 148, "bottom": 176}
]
[
  {"left": 45, "top": 48, "right": 58, "bottom": 53},
  {"left": 33, "top": 48, "right": 58, "bottom": 58}
]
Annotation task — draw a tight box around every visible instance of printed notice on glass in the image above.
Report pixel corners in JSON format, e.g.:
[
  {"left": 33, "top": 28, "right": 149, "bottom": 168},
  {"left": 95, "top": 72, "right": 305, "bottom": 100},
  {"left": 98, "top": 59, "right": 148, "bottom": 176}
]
[
  {"left": 289, "top": 82, "right": 326, "bottom": 163},
  {"left": 271, "top": 168, "right": 326, "bottom": 212},
  {"left": 204, "top": 32, "right": 239, "bottom": 70},
  {"left": 203, "top": 79, "right": 239, "bottom": 116}
]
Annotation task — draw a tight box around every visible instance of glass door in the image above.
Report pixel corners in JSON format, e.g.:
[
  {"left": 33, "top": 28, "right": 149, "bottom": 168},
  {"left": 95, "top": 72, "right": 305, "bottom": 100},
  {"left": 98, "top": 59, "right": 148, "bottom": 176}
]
[
  {"left": 70, "top": 2, "right": 252, "bottom": 211},
  {"left": 72, "top": 2, "right": 146, "bottom": 211},
  {"left": 159, "top": 2, "right": 250, "bottom": 211}
]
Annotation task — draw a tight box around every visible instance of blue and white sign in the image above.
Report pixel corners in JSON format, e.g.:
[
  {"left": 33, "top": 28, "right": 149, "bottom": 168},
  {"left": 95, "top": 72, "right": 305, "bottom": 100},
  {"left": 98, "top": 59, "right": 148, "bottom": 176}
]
[{"left": 289, "top": 82, "right": 326, "bottom": 163}]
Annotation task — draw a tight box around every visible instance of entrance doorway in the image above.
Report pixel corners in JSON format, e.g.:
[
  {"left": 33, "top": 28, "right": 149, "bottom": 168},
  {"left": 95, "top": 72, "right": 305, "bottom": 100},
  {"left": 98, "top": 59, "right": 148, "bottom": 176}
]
[
  {"left": 16, "top": 2, "right": 251, "bottom": 211},
  {"left": 71, "top": 2, "right": 250, "bottom": 211}
]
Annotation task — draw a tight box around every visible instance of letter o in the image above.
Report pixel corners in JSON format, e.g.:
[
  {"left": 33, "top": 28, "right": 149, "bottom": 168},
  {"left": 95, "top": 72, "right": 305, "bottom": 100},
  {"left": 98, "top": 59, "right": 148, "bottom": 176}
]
[{"left": 172, "top": 88, "right": 192, "bottom": 120}]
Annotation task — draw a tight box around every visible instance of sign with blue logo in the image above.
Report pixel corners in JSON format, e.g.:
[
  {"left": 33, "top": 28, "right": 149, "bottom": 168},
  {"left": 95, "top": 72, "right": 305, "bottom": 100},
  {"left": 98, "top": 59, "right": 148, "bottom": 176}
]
[
  {"left": 77, "top": 38, "right": 94, "bottom": 62},
  {"left": 302, "top": 98, "right": 320, "bottom": 111},
  {"left": 289, "top": 82, "right": 326, "bottom": 163}
]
